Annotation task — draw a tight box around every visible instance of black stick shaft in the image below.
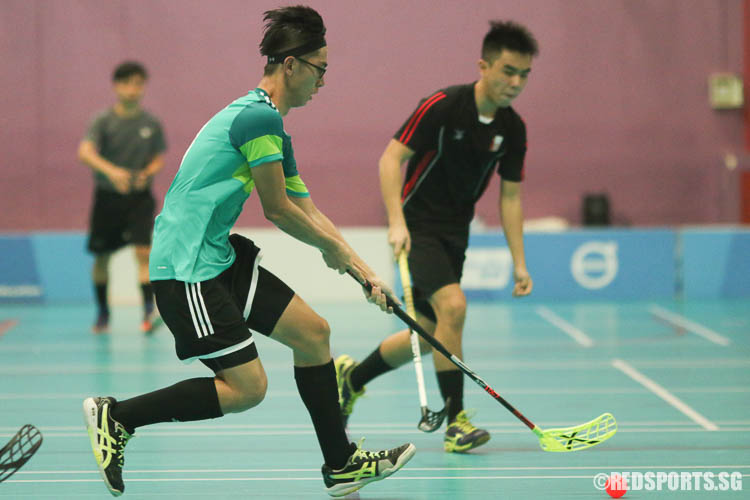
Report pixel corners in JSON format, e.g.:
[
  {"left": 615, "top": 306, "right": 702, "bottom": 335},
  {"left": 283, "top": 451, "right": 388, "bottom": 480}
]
[{"left": 349, "top": 272, "right": 537, "bottom": 431}]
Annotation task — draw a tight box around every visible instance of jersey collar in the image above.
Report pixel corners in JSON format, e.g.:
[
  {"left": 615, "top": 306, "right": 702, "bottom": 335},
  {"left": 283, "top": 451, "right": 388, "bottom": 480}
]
[{"left": 252, "top": 88, "right": 277, "bottom": 110}]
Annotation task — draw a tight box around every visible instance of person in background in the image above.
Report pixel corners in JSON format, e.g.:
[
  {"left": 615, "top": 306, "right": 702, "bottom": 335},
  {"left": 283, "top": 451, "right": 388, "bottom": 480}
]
[{"left": 78, "top": 61, "right": 167, "bottom": 334}]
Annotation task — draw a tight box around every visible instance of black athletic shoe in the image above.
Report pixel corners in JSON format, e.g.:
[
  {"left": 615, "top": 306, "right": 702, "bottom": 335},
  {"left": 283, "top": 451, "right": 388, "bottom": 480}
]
[
  {"left": 443, "top": 409, "right": 490, "bottom": 453},
  {"left": 92, "top": 312, "right": 109, "bottom": 334},
  {"left": 322, "top": 439, "right": 416, "bottom": 497},
  {"left": 83, "top": 397, "right": 132, "bottom": 496}
]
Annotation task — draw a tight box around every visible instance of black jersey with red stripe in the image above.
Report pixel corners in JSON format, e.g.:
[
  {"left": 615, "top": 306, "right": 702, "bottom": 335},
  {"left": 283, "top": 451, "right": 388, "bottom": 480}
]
[{"left": 395, "top": 83, "right": 526, "bottom": 229}]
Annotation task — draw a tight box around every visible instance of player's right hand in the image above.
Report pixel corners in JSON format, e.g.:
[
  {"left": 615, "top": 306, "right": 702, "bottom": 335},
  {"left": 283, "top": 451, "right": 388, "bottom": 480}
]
[
  {"left": 349, "top": 264, "right": 399, "bottom": 313},
  {"left": 363, "top": 274, "right": 400, "bottom": 312},
  {"left": 388, "top": 223, "right": 411, "bottom": 257},
  {"left": 108, "top": 167, "right": 132, "bottom": 194},
  {"left": 321, "top": 241, "right": 353, "bottom": 275}
]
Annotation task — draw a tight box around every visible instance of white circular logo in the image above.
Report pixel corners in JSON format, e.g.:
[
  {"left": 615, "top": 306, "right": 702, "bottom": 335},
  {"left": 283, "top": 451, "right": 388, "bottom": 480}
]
[
  {"left": 570, "top": 241, "right": 618, "bottom": 289},
  {"left": 592, "top": 473, "right": 609, "bottom": 490},
  {"left": 139, "top": 127, "right": 153, "bottom": 139}
]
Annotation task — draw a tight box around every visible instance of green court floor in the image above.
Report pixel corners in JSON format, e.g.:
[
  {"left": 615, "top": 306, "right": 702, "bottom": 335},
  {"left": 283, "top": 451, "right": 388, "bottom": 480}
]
[{"left": 1, "top": 299, "right": 748, "bottom": 498}]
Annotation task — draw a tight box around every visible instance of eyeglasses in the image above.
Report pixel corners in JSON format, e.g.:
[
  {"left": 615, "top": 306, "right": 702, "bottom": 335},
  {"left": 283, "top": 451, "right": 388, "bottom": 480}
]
[{"left": 295, "top": 57, "right": 327, "bottom": 79}]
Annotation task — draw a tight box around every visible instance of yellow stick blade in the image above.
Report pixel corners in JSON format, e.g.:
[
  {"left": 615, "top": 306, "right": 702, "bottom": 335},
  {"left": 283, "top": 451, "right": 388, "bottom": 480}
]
[{"left": 537, "top": 413, "right": 617, "bottom": 452}]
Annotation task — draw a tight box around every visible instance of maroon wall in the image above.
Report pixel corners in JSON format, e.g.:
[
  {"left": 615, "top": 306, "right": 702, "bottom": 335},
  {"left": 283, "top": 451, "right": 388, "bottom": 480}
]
[
  {"left": 0, "top": 0, "right": 744, "bottom": 230},
  {"left": 745, "top": 0, "right": 750, "bottom": 151}
]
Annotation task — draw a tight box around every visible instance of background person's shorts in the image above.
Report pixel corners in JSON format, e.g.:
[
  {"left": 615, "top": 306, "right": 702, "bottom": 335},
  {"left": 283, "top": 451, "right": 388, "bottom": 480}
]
[
  {"left": 87, "top": 188, "right": 155, "bottom": 253},
  {"left": 407, "top": 227, "right": 469, "bottom": 322}
]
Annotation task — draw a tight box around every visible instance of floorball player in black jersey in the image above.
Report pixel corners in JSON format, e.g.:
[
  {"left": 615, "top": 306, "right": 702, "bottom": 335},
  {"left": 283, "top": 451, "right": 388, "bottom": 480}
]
[{"left": 336, "top": 20, "right": 538, "bottom": 453}]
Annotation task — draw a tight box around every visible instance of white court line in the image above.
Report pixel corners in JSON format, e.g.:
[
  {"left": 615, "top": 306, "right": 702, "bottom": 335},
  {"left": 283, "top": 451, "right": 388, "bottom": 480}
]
[
  {"left": 649, "top": 305, "right": 731, "bottom": 346},
  {"left": 8, "top": 426, "right": 749, "bottom": 439},
  {"left": 2, "top": 419, "right": 748, "bottom": 433},
  {"left": 4, "top": 386, "right": 749, "bottom": 401},
  {"left": 15, "top": 465, "right": 750, "bottom": 475},
  {"left": 535, "top": 307, "right": 594, "bottom": 347},
  {"left": 612, "top": 359, "right": 719, "bottom": 431},
  {"left": 0, "top": 476, "right": 595, "bottom": 484},
  {"left": 7, "top": 474, "right": 750, "bottom": 484},
  {"left": 3, "top": 358, "right": 750, "bottom": 374}
]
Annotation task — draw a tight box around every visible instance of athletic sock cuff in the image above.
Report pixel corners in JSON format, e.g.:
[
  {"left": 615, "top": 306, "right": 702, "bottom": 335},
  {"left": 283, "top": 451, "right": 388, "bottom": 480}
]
[
  {"left": 349, "top": 344, "right": 394, "bottom": 391},
  {"left": 111, "top": 377, "right": 223, "bottom": 432},
  {"left": 294, "top": 360, "right": 351, "bottom": 469},
  {"left": 436, "top": 369, "right": 464, "bottom": 423}
]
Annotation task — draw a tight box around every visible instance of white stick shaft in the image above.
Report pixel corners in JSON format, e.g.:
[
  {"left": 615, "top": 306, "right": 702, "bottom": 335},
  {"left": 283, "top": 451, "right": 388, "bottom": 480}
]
[
  {"left": 399, "top": 252, "right": 429, "bottom": 408},
  {"left": 410, "top": 332, "right": 428, "bottom": 407}
]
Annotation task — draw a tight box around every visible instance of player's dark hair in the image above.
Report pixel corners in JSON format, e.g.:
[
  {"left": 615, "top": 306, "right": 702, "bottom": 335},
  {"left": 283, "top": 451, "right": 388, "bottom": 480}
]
[
  {"left": 482, "top": 21, "right": 538, "bottom": 62},
  {"left": 112, "top": 61, "right": 148, "bottom": 82},
  {"left": 260, "top": 5, "right": 326, "bottom": 75}
]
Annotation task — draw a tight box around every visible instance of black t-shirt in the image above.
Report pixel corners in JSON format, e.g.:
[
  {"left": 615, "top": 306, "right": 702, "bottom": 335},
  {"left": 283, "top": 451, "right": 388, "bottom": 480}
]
[{"left": 394, "top": 83, "right": 526, "bottom": 230}]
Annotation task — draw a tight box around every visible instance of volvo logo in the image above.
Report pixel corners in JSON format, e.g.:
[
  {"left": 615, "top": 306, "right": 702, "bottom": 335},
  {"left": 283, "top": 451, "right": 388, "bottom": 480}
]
[{"left": 570, "top": 241, "right": 618, "bottom": 289}]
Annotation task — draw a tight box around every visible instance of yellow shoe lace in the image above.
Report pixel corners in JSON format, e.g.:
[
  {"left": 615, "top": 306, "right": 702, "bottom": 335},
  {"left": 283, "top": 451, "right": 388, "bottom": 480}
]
[
  {"left": 114, "top": 424, "right": 132, "bottom": 468},
  {"left": 451, "top": 409, "right": 478, "bottom": 434},
  {"left": 350, "top": 438, "right": 388, "bottom": 462}
]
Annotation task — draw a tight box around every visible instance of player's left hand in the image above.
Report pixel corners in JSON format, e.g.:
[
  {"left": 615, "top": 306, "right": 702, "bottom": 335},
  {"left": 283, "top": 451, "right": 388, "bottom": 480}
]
[{"left": 512, "top": 267, "right": 533, "bottom": 297}]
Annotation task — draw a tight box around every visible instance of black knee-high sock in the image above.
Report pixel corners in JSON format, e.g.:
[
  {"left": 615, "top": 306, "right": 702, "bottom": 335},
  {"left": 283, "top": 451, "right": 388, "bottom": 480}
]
[
  {"left": 94, "top": 283, "right": 108, "bottom": 316},
  {"left": 436, "top": 370, "right": 464, "bottom": 423},
  {"left": 349, "top": 345, "right": 395, "bottom": 392},
  {"left": 294, "top": 360, "right": 353, "bottom": 469},
  {"left": 140, "top": 283, "right": 154, "bottom": 315},
  {"left": 110, "top": 378, "right": 223, "bottom": 434}
]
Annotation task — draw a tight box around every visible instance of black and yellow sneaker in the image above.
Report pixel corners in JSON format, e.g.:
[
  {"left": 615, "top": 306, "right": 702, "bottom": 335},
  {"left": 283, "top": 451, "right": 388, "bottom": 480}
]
[
  {"left": 444, "top": 409, "right": 490, "bottom": 453},
  {"left": 83, "top": 397, "right": 132, "bottom": 496},
  {"left": 334, "top": 354, "right": 365, "bottom": 427},
  {"left": 322, "top": 438, "right": 416, "bottom": 497}
]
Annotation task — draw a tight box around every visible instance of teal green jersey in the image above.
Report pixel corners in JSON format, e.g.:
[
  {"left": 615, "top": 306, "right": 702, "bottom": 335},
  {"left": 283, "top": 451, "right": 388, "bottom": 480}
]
[{"left": 149, "top": 88, "right": 309, "bottom": 282}]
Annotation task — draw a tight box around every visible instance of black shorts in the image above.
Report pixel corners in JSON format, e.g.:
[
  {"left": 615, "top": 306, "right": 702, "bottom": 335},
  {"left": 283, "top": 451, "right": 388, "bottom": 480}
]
[
  {"left": 87, "top": 188, "right": 155, "bottom": 254},
  {"left": 407, "top": 227, "right": 469, "bottom": 322},
  {"left": 153, "top": 234, "right": 295, "bottom": 372}
]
